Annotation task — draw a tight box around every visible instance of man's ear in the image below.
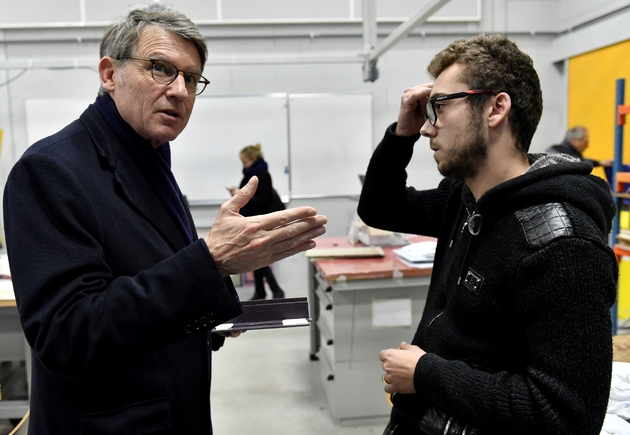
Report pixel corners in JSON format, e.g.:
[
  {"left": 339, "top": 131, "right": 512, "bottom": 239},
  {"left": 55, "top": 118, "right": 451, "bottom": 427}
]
[
  {"left": 98, "top": 57, "right": 116, "bottom": 93},
  {"left": 487, "top": 92, "right": 511, "bottom": 128}
]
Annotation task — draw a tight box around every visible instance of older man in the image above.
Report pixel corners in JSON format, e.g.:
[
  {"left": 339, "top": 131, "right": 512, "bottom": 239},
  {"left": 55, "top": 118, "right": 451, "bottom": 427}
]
[
  {"left": 546, "top": 125, "right": 613, "bottom": 167},
  {"left": 3, "top": 8, "right": 326, "bottom": 434}
]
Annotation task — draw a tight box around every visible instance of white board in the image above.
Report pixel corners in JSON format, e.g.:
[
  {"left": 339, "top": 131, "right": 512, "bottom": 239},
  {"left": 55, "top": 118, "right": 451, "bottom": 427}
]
[
  {"left": 171, "top": 94, "right": 290, "bottom": 202},
  {"left": 288, "top": 94, "right": 372, "bottom": 197},
  {"left": 24, "top": 93, "right": 373, "bottom": 201}
]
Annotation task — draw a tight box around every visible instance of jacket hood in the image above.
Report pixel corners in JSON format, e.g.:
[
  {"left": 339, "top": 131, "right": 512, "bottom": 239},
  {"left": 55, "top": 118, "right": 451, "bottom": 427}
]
[{"left": 465, "top": 153, "right": 616, "bottom": 236}]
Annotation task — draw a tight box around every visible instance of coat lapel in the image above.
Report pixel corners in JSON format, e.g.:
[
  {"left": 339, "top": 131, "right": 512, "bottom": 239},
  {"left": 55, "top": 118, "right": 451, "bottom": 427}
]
[{"left": 80, "top": 106, "right": 189, "bottom": 251}]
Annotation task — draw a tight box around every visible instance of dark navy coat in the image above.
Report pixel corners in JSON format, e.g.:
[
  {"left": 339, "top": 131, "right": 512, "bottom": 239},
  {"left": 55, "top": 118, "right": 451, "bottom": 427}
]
[{"left": 3, "top": 104, "right": 242, "bottom": 434}]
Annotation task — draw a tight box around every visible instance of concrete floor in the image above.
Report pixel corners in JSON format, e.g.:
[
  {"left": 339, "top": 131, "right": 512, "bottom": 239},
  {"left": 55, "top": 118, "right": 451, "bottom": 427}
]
[
  {"left": 211, "top": 322, "right": 385, "bottom": 435},
  {"left": 210, "top": 285, "right": 386, "bottom": 435}
]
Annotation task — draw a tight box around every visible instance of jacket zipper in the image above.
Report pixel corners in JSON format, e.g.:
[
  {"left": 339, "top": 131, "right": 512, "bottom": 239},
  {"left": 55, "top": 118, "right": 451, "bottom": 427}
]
[{"left": 425, "top": 310, "right": 444, "bottom": 334}]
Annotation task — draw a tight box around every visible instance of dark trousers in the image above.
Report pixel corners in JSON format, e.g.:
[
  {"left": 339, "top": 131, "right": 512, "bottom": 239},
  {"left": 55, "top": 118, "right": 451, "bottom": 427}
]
[{"left": 252, "top": 266, "right": 284, "bottom": 298}]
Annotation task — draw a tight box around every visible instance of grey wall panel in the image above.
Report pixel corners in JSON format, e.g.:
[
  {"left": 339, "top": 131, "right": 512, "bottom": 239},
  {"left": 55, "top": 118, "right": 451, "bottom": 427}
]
[
  {"left": 372, "top": 0, "right": 479, "bottom": 19},
  {"left": 85, "top": 0, "right": 219, "bottom": 23},
  {"left": 0, "top": 0, "right": 79, "bottom": 25},
  {"left": 220, "top": 0, "right": 350, "bottom": 21}
]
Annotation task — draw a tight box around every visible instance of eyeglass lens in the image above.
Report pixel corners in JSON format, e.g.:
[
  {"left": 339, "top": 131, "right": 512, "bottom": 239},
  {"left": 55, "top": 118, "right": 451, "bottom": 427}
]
[
  {"left": 424, "top": 90, "right": 496, "bottom": 126},
  {"left": 149, "top": 59, "right": 207, "bottom": 95},
  {"left": 425, "top": 99, "right": 437, "bottom": 125}
]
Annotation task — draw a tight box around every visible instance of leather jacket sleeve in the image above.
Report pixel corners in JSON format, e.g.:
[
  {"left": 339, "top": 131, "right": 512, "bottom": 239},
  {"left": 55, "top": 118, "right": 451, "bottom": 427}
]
[{"left": 418, "top": 406, "right": 481, "bottom": 435}]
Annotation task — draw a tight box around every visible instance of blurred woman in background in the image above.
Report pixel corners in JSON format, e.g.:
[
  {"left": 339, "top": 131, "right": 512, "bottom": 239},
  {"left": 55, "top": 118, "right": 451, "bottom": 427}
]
[{"left": 229, "top": 143, "right": 286, "bottom": 299}]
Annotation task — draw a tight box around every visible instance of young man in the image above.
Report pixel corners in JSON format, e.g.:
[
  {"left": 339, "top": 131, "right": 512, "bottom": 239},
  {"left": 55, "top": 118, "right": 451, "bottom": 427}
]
[
  {"left": 358, "top": 34, "right": 617, "bottom": 435},
  {"left": 3, "top": 8, "right": 326, "bottom": 434}
]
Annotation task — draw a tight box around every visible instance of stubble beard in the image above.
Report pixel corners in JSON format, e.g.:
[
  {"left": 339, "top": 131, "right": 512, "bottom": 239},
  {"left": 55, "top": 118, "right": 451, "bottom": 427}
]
[{"left": 436, "top": 112, "right": 487, "bottom": 180}]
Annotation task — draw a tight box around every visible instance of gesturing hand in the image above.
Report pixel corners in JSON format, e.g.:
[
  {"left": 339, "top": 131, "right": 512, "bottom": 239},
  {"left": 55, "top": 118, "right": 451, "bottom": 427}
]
[{"left": 205, "top": 176, "right": 328, "bottom": 276}]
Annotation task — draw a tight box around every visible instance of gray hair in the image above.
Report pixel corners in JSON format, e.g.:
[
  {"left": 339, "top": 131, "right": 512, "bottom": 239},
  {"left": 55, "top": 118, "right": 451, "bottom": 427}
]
[
  {"left": 565, "top": 125, "right": 588, "bottom": 142},
  {"left": 98, "top": 8, "right": 207, "bottom": 94}
]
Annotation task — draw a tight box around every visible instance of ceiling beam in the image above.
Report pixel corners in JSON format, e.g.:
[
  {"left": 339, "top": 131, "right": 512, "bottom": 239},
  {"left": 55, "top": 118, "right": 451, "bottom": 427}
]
[{"left": 362, "top": 0, "right": 452, "bottom": 82}]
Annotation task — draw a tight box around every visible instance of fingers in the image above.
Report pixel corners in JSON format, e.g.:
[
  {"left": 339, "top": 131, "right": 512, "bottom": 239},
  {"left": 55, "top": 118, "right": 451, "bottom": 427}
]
[
  {"left": 379, "top": 345, "right": 420, "bottom": 394},
  {"left": 380, "top": 351, "right": 398, "bottom": 394},
  {"left": 257, "top": 206, "right": 319, "bottom": 231},
  {"left": 217, "top": 330, "right": 245, "bottom": 338},
  {"left": 224, "top": 176, "right": 259, "bottom": 213},
  {"left": 265, "top": 215, "right": 328, "bottom": 263},
  {"left": 206, "top": 205, "right": 327, "bottom": 276},
  {"left": 253, "top": 209, "right": 327, "bottom": 254},
  {"left": 396, "top": 83, "right": 433, "bottom": 137},
  {"left": 379, "top": 348, "right": 390, "bottom": 363}
]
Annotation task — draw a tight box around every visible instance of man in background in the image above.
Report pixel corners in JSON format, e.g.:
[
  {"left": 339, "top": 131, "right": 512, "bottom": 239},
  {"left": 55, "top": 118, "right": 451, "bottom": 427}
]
[
  {"left": 546, "top": 125, "right": 613, "bottom": 167},
  {"left": 3, "top": 7, "right": 326, "bottom": 434},
  {"left": 359, "top": 34, "right": 617, "bottom": 435}
]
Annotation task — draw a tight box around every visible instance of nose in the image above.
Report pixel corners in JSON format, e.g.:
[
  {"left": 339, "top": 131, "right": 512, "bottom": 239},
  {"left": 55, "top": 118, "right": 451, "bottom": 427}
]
[
  {"left": 167, "top": 72, "right": 190, "bottom": 99},
  {"left": 420, "top": 119, "right": 436, "bottom": 138}
]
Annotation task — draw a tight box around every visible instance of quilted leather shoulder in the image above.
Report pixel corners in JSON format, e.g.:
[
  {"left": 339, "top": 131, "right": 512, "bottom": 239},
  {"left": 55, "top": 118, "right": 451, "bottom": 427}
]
[{"left": 515, "top": 202, "right": 574, "bottom": 249}]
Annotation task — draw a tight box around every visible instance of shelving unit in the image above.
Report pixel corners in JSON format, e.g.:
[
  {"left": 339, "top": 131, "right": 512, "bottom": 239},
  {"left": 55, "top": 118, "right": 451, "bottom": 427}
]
[
  {"left": 0, "top": 300, "right": 30, "bottom": 420},
  {"left": 306, "top": 236, "right": 432, "bottom": 426},
  {"left": 612, "top": 79, "right": 630, "bottom": 334}
]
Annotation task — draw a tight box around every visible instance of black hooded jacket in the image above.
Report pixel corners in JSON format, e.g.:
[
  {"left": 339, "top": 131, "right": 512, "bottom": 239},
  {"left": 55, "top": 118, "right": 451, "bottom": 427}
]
[{"left": 358, "top": 124, "right": 618, "bottom": 435}]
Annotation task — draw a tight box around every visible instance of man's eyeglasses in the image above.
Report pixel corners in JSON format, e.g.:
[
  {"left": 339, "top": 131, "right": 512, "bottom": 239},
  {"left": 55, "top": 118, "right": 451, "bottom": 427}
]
[
  {"left": 425, "top": 89, "right": 498, "bottom": 125},
  {"left": 124, "top": 56, "right": 210, "bottom": 96}
]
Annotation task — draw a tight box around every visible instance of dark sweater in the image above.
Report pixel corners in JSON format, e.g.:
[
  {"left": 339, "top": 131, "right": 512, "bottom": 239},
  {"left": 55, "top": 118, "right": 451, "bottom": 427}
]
[{"left": 358, "top": 124, "right": 618, "bottom": 435}]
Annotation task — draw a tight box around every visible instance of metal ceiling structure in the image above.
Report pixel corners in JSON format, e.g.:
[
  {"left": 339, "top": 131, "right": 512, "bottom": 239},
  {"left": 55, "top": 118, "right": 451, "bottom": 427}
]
[
  {"left": 0, "top": 0, "right": 458, "bottom": 82},
  {"left": 361, "top": 0, "right": 452, "bottom": 81}
]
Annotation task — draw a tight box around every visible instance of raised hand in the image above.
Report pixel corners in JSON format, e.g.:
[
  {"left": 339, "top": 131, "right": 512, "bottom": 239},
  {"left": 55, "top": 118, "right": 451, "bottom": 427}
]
[{"left": 205, "top": 176, "right": 328, "bottom": 276}]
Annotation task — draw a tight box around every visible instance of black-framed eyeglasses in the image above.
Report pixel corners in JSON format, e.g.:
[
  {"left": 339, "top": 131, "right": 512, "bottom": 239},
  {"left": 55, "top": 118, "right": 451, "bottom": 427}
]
[
  {"left": 425, "top": 89, "right": 498, "bottom": 125},
  {"left": 124, "top": 56, "right": 210, "bottom": 96}
]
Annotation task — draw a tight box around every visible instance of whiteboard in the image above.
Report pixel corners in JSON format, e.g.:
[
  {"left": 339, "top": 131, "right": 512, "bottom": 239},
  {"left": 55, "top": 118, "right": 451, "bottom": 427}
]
[
  {"left": 171, "top": 94, "right": 290, "bottom": 202},
  {"left": 288, "top": 94, "right": 372, "bottom": 197},
  {"left": 24, "top": 93, "right": 373, "bottom": 200}
]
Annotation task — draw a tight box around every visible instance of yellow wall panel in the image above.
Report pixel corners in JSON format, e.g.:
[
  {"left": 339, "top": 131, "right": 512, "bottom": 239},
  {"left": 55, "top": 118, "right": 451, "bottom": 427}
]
[
  {"left": 568, "top": 40, "right": 630, "bottom": 179},
  {"left": 570, "top": 43, "right": 630, "bottom": 323}
]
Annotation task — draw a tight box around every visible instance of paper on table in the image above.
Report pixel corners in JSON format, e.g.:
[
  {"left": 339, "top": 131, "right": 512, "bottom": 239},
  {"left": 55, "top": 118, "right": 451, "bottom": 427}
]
[
  {"left": 394, "top": 256, "right": 433, "bottom": 269},
  {"left": 393, "top": 241, "right": 437, "bottom": 263}
]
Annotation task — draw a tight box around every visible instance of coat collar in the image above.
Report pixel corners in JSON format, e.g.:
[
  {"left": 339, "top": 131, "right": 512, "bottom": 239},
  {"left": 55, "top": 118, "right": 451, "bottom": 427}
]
[{"left": 79, "top": 104, "right": 195, "bottom": 251}]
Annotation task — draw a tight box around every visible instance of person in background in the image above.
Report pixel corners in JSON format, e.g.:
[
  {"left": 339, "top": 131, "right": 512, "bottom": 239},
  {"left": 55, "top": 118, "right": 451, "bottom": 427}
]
[
  {"left": 3, "top": 7, "right": 326, "bottom": 434},
  {"left": 546, "top": 125, "right": 613, "bottom": 167},
  {"left": 358, "top": 34, "right": 617, "bottom": 435},
  {"left": 229, "top": 143, "right": 286, "bottom": 299}
]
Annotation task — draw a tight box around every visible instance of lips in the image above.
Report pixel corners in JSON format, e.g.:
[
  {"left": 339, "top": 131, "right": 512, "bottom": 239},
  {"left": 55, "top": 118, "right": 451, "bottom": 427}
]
[{"left": 161, "top": 109, "right": 180, "bottom": 119}]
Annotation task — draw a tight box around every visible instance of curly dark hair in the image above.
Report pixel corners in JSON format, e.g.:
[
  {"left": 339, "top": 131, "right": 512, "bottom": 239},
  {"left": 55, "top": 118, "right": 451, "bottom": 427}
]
[{"left": 427, "top": 34, "right": 543, "bottom": 153}]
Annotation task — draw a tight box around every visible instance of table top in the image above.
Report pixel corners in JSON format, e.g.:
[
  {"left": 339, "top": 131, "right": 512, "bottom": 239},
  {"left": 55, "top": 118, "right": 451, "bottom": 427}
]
[
  {"left": 0, "top": 299, "right": 16, "bottom": 308},
  {"left": 310, "top": 236, "right": 434, "bottom": 283},
  {"left": 614, "top": 334, "right": 630, "bottom": 362}
]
